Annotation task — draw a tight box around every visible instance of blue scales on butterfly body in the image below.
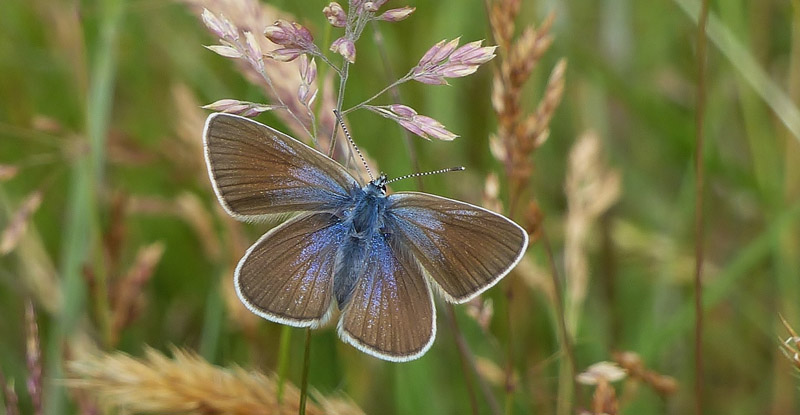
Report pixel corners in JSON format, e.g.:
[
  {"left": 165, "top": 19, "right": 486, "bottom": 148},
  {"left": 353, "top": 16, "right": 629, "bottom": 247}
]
[
  {"left": 334, "top": 175, "right": 391, "bottom": 310},
  {"left": 204, "top": 113, "right": 529, "bottom": 361}
]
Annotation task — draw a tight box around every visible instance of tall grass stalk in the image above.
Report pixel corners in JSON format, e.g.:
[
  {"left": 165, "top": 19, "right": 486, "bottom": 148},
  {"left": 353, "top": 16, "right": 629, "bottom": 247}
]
[
  {"left": 45, "top": 0, "right": 123, "bottom": 413},
  {"left": 276, "top": 325, "right": 292, "bottom": 403},
  {"left": 198, "top": 282, "right": 224, "bottom": 361},
  {"left": 544, "top": 232, "right": 577, "bottom": 415},
  {"left": 299, "top": 328, "right": 312, "bottom": 415},
  {"left": 692, "top": 0, "right": 710, "bottom": 413},
  {"left": 443, "top": 304, "right": 483, "bottom": 415}
]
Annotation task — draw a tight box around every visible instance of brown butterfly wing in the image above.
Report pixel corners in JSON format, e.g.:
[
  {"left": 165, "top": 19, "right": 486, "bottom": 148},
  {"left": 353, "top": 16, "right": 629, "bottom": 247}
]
[
  {"left": 204, "top": 113, "right": 358, "bottom": 220},
  {"left": 386, "top": 192, "right": 529, "bottom": 303},
  {"left": 235, "top": 212, "right": 347, "bottom": 327},
  {"left": 338, "top": 233, "right": 435, "bottom": 361}
]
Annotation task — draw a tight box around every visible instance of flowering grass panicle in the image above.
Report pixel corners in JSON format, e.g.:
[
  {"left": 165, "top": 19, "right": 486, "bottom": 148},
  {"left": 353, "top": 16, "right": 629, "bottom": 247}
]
[
  {"left": 194, "top": 0, "right": 494, "bottom": 151},
  {"left": 25, "top": 301, "right": 43, "bottom": 415},
  {"left": 323, "top": 3, "right": 347, "bottom": 28},
  {"left": 264, "top": 19, "right": 318, "bottom": 62},
  {"left": 411, "top": 38, "right": 496, "bottom": 85},
  {"left": 0, "top": 190, "right": 43, "bottom": 255},
  {"left": 0, "top": 368, "right": 20, "bottom": 415},
  {"left": 109, "top": 243, "right": 164, "bottom": 346},
  {"left": 376, "top": 6, "right": 415, "bottom": 22},
  {"left": 184, "top": 0, "right": 326, "bottom": 141},
  {"left": 66, "top": 347, "right": 364, "bottom": 415},
  {"left": 202, "top": 99, "right": 279, "bottom": 117},
  {"left": 564, "top": 131, "right": 621, "bottom": 336},
  {"left": 366, "top": 104, "right": 459, "bottom": 141},
  {"left": 0, "top": 301, "right": 44, "bottom": 415},
  {"left": 487, "top": 2, "right": 565, "bottom": 216},
  {"left": 485, "top": 2, "right": 572, "bottom": 413}
]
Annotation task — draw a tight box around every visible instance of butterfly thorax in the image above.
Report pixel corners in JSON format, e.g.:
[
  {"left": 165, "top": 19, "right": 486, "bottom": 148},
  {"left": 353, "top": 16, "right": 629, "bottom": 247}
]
[{"left": 349, "top": 180, "right": 387, "bottom": 237}]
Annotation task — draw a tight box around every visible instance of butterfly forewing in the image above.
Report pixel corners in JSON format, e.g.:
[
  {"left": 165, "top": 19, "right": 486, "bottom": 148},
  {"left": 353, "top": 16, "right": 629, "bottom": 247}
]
[
  {"left": 386, "top": 192, "right": 529, "bottom": 303},
  {"left": 204, "top": 113, "right": 358, "bottom": 220},
  {"left": 338, "top": 233, "right": 435, "bottom": 361},
  {"left": 236, "top": 212, "right": 346, "bottom": 327}
]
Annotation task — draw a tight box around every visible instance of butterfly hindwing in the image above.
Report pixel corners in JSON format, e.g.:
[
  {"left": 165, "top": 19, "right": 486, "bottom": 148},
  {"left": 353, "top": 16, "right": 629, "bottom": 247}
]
[
  {"left": 204, "top": 113, "right": 358, "bottom": 220},
  {"left": 338, "top": 232, "right": 435, "bottom": 362},
  {"left": 386, "top": 192, "right": 529, "bottom": 303},
  {"left": 235, "top": 212, "right": 347, "bottom": 327}
]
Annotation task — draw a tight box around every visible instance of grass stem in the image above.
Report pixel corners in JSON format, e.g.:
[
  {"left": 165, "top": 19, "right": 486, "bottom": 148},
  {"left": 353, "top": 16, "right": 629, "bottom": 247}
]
[
  {"left": 541, "top": 231, "right": 577, "bottom": 415},
  {"left": 693, "top": 0, "right": 710, "bottom": 413},
  {"left": 444, "top": 304, "right": 483, "bottom": 415},
  {"left": 45, "top": 0, "right": 123, "bottom": 412},
  {"left": 276, "top": 325, "right": 292, "bottom": 404},
  {"left": 299, "top": 328, "right": 312, "bottom": 415},
  {"left": 503, "top": 285, "right": 515, "bottom": 415}
]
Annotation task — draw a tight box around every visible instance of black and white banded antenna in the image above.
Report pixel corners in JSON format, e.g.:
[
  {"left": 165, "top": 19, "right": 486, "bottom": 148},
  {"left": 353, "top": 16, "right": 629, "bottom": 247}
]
[
  {"left": 386, "top": 166, "right": 465, "bottom": 184},
  {"left": 333, "top": 109, "right": 373, "bottom": 181}
]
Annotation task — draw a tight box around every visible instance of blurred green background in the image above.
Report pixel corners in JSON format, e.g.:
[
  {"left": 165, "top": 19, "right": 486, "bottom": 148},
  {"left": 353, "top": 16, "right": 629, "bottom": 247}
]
[{"left": 1, "top": 0, "right": 799, "bottom": 414}]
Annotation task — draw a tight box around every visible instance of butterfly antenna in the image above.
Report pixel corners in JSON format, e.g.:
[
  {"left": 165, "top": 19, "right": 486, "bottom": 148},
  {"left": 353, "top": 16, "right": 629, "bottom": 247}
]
[
  {"left": 333, "top": 109, "right": 373, "bottom": 181},
  {"left": 385, "top": 166, "right": 465, "bottom": 184}
]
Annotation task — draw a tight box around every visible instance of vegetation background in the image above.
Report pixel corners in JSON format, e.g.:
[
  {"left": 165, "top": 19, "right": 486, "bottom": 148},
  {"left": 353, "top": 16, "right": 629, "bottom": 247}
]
[{"left": 1, "top": 0, "right": 799, "bottom": 414}]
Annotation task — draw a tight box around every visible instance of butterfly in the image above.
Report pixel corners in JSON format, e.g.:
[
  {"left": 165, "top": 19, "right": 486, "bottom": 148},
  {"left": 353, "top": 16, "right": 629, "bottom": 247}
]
[{"left": 203, "top": 112, "right": 529, "bottom": 361}]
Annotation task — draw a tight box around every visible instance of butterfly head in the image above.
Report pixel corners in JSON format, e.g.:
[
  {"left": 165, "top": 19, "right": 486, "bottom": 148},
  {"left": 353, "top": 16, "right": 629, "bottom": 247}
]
[{"left": 367, "top": 173, "right": 388, "bottom": 196}]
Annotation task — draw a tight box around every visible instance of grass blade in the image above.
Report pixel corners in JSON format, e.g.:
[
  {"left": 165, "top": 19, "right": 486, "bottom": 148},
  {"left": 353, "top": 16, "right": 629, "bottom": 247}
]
[{"left": 674, "top": 0, "right": 800, "bottom": 143}]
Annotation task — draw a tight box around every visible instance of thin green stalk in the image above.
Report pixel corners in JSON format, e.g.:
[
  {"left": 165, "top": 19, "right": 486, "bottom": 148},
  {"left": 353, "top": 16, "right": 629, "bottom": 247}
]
[
  {"left": 45, "top": 0, "right": 123, "bottom": 412},
  {"left": 504, "top": 288, "right": 514, "bottom": 415},
  {"left": 309, "top": 25, "right": 334, "bottom": 154},
  {"left": 85, "top": 0, "right": 124, "bottom": 351},
  {"left": 693, "top": 0, "right": 710, "bottom": 413},
  {"left": 311, "top": 51, "right": 342, "bottom": 78},
  {"left": 299, "top": 328, "right": 312, "bottom": 415},
  {"left": 327, "top": 60, "right": 350, "bottom": 159},
  {"left": 198, "top": 280, "right": 224, "bottom": 362},
  {"left": 92, "top": 250, "right": 112, "bottom": 348},
  {"left": 543, "top": 231, "right": 576, "bottom": 415},
  {"left": 444, "top": 305, "right": 485, "bottom": 415},
  {"left": 276, "top": 325, "right": 292, "bottom": 404},
  {"left": 341, "top": 72, "right": 413, "bottom": 116},
  {"left": 326, "top": 0, "right": 363, "bottom": 160}
]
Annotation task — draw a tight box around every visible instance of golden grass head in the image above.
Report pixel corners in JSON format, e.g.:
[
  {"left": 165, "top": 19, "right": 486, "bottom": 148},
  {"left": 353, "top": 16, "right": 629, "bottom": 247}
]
[{"left": 67, "top": 347, "right": 364, "bottom": 415}]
